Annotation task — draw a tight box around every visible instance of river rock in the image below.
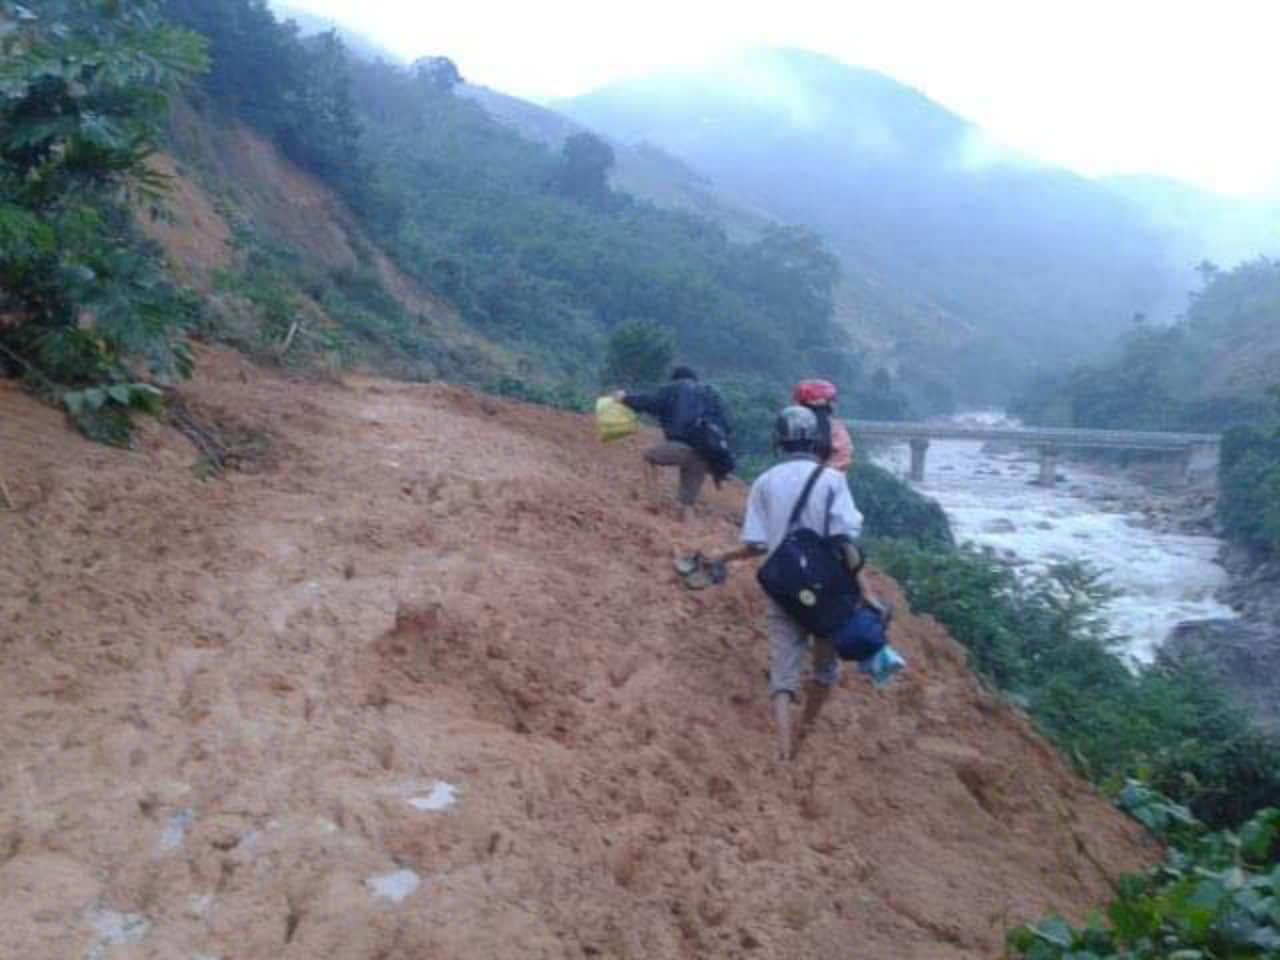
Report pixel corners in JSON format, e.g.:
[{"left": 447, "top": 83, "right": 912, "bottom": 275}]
[
  {"left": 1219, "top": 545, "right": 1280, "bottom": 628},
  {"left": 983, "top": 518, "right": 1017, "bottom": 534},
  {"left": 1166, "top": 618, "right": 1280, "bottom": 733}
]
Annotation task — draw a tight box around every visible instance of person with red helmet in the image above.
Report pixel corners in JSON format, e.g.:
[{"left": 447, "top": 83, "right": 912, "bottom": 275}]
[{"left": 792, "top": 379, "right": 853, "bottom": 473}]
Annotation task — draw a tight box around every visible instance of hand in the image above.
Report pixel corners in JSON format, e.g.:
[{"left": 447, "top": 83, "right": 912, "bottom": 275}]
[{"left": 715, "top": 544, "right": 767, "bottom": 567}]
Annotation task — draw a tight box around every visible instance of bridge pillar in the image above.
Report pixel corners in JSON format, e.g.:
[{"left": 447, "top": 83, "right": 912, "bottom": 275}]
[
  {"left": 1168, "top": 447, "right": 1194, "bottom": 487},
  {"left": 1037, "top": 445, "right": 1059, "bottom": 486},
  {"left": 908, "top": 438, "right": 929, "bottom": 483}
]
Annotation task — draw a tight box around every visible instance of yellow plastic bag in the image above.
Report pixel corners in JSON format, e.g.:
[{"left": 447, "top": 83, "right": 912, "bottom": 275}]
[{"left": 596, "top": 396, "right": 638, "bottom": 443}]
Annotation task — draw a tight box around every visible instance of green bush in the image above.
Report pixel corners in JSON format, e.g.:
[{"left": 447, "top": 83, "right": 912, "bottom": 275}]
[
  {"left": 850, "top": 461, "right": 954, "bottom": 549},
  {"left": 1010, "top": 795, "right": 1280, "bottom": 958}
]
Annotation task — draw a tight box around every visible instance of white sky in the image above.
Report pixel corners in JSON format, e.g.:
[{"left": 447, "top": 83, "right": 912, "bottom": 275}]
[{"left": 283, "top": 0, "right": 1280, "bottom": 196}]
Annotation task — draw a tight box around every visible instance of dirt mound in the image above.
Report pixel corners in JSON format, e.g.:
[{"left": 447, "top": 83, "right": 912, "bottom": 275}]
[
  {"left": 136, "top": 152, "right": 234, "bottom": 290},
  {"left": 0, "top": 351, "right": 1155, "bottom": 958}
]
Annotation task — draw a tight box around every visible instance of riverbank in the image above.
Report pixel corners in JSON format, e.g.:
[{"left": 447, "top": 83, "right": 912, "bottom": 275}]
[
  {"left": 1058, "top": 455, "right": 1280, "bottom": 732},
  {"left": 1168, "top": 544, "right": 1280, "bottom": 732},
  {"left": 868, "top": 437, "right": 1235, "bottom": 664}
]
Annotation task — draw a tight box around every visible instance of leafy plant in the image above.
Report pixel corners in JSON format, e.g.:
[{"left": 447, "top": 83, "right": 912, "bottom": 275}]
[
  {"left": 0, "top": 0, "right": 207, "bottom": 439},
  {"left": 63, "top": 382, "right": 165, "bottom": 447},
  {"left": 1009, "top": 799, "right": 1280, "bottom": 958}
]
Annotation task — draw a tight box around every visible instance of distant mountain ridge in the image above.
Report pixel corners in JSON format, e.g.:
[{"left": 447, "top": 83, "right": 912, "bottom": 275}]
[
  {"left": 558, "top": 48, "right": 1185, "bottom": 403},
  {"left": 457, "top": 84, "right": 773, "bottom": 241}
]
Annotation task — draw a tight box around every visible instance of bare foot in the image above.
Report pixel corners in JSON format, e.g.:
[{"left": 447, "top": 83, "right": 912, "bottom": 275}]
[{"left": 793, "top": 684, "right": 833, "bottom": 757}]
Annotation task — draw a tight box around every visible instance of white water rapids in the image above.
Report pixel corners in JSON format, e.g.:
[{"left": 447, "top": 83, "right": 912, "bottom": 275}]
[{"left": 868, "top": 413, "right": 1238, "bottom": 664}]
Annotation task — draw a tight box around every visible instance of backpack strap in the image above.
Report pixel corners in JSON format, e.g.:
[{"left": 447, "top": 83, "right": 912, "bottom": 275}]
[{"left": 787, "top": 464, "right": 827, "bottom": 531}]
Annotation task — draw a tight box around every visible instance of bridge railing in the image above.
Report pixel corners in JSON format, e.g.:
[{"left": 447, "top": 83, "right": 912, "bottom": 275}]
[{"left": 846, "top": 420, "right": 1220, "bottom": 451}]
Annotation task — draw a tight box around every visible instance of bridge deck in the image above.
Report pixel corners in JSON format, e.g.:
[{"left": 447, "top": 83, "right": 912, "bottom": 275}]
[{"left": 847, "top": 420, "right": 1220, "bottom": 451}]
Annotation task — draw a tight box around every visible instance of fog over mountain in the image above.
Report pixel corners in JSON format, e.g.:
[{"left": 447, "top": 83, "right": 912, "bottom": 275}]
[
  {"left": 556, "top": 49, "right": 1204, "bottom": 402},
  {"left": 1104, "top": 174, "right": 1280, "bottom": 291}
]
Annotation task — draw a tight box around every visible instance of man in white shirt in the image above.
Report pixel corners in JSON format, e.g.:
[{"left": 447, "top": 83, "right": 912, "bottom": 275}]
[{"left": 711, "top": 406, "right": 881, "bottom": 763}]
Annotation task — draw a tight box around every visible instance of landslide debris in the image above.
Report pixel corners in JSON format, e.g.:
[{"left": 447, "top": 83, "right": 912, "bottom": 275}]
[{"left": 0, "top": 349, "right": 1155, "bottom": 958}]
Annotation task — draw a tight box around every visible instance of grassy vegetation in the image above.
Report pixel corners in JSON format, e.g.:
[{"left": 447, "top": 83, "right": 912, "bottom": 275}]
[{"left": 870, "top": 539, "right": 1280, "bottom": 828}]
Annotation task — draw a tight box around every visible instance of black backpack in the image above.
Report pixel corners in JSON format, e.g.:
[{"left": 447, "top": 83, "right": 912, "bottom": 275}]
[
  {"left": 756, "top": 465, "right": 861, "bottom": 636},
  {"left": 673, "top": 383, "right": 735, "bottom": 480},
  {"left": 685, "top": 416, "right": 735, "bottom": 480}
]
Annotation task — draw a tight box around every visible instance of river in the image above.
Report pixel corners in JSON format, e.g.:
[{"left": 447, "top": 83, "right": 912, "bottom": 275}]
[{"left": 867, "top": 413, "right": 1238, "bottom": 665}]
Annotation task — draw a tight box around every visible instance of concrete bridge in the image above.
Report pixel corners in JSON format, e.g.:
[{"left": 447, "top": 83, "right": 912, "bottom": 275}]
[{"left": 847, "top": 420, "right": 1222, "bottom": 485}]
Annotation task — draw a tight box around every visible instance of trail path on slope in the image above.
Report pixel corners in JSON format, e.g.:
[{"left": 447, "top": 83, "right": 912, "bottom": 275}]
[{"left": 0, "top": 349, "right": 1154, "bottom": 959}]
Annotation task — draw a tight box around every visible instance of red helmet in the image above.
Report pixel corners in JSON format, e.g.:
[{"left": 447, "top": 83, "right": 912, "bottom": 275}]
[{"left": 793, "top": 379, "right": 837, "bottom": 406}]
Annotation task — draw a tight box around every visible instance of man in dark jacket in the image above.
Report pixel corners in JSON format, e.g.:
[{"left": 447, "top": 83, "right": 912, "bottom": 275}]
[{"left": 618, "top": 366, "right": 728, "bottom": 517}]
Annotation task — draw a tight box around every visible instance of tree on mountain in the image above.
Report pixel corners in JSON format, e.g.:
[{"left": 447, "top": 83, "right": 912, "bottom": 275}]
[
  {"left": 162, "top": 0, "right": 362, "bottom": 194},
  {"left": 279, "top": 29, "right": 363, "bottom": 187},
  {"left": 1195, "top": 258, "right": 1220, "bottom": 289},
  {"left": 0, "top": 0, "right": 206, "bottom": 442},
  {"left": 1220, "top": 385, "right": 1280, "bottom": 557},
  {"left": 413, "top": 56, "right": 462, "bottom": 92},
  {"left": 736, "top": 224, "right": 840, "bottom": 342},
  {"left": 601, "top": 320, "right": 674, "bottom": 389},
  {"left": 554, "top": 132, "right": 615, "bottom": 204},
  {"left": 852, "top": 367, "right": 909, "bottom": 420}
]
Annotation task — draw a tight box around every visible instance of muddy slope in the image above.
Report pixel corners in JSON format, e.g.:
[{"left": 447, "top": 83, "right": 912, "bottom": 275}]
[{"left": 0, "top": 350, "right": 1154, "bottom": 959}]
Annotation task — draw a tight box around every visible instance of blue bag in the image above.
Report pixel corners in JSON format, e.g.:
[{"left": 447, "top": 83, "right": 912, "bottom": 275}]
[{"left": 832, "top": 604, "right": 889, "bottom": 662}]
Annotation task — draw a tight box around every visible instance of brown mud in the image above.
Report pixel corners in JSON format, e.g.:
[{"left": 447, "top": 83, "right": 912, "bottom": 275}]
[{"left": 0, "top": 348, "right": 1154, "bottom": 958}]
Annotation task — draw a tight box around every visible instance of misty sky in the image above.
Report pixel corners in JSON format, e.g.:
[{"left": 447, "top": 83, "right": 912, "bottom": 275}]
[{"left": 281, "top": 0, "right": 1280, "bottom": 196}]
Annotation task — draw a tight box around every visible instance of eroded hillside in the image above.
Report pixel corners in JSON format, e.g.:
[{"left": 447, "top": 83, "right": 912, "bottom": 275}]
[{"left": 0, "top": 348, "right": 1155, "bottom": 958}]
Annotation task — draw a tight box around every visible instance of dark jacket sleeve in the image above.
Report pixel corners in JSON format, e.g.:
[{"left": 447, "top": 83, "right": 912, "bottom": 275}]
[{"left": 622, "top": 386, "right": 671, "bottom": 420}]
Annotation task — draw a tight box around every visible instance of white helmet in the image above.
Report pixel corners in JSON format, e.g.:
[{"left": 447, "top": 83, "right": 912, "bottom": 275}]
[{"left": 774, "top": 405, "right": 820, "bottom": 452}]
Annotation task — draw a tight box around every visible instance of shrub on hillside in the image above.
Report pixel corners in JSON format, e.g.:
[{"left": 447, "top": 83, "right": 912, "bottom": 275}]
[
  {"left": 850, "top": 461, "right": 954, "bottom": 549},
  {"left": 600, "top": 320, "right": 674, "bottom": 390}
]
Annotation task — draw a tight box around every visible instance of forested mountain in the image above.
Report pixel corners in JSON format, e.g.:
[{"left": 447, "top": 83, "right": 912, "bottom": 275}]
[
  {"left": 560, "top": 48, "right": 1180, "bottom": 403},
  {"left": 457, "top": 84, "right": 773, "bottom": 242},
  {"left": 6, "top": 1, "right": 895, "bottom": 464},
  {"left": 1013, "top": 258, "right": 1280, "bottom": 556},
  {"left": 1014, "top": 259, "right": 1280, "bottom": 432}
]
